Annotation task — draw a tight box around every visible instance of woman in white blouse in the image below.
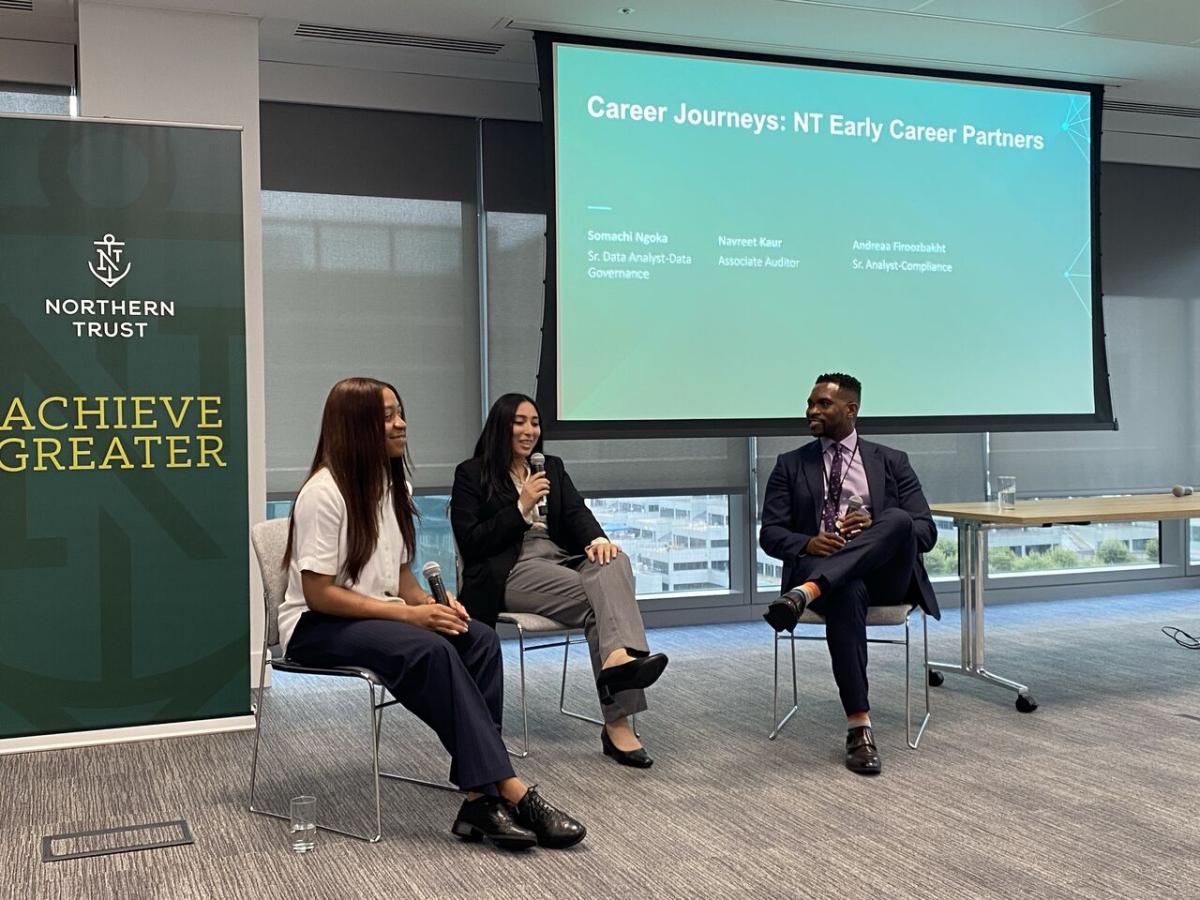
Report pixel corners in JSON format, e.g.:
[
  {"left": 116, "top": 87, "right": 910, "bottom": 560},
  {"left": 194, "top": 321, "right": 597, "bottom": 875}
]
[{"left": 279, "top": 377, "right": 584, "bottom": 851}]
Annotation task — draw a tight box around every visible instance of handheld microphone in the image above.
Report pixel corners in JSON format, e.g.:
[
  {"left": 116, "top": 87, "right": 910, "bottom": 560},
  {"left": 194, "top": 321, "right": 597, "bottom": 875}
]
[
  {"left": 839, "top": 495, "right": 864, "bottom": 538},
  {"left": 1172, "top": 485, "right": 1194, "bottom": 497},
  {"left": 421, "top": 561, "right": 450, "bottom": 606},
  {"left": 529, "top": 452, "right": 548, "bottom": 517}
]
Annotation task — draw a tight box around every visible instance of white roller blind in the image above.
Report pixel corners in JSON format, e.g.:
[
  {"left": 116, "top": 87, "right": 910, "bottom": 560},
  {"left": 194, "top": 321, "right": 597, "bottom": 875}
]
[{"left": 263, "top": 191, "right": 480, "bottom": 493}]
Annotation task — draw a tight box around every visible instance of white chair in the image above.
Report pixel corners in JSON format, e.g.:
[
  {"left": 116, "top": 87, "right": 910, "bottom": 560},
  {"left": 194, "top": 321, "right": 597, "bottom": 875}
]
[
  {"left": 769, "top": 602, "right": 931, "bottom": 749},
  {"left": 247, "top": 518, "right": 453, "bottom": 844}
]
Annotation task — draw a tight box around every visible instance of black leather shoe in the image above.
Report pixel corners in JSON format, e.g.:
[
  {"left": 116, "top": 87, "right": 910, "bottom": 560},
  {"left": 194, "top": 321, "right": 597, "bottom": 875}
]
[
  {"left": 451, "top": 795, "right": 537, "bottom": 850},
  {"left": 596, "top": 653, "right": 669, "bottom": 704},
  {"left": 512, "top": 786, "right": 587, "bottom": 849},
  {"left": 763, "top": 589, "right": 807, "bottom": 633},
  {"left": 845, "top": 725, "right": 882, "bottom": 776},
  {"left": 601, "top": 725, "right": 653, "bottom": 768}
]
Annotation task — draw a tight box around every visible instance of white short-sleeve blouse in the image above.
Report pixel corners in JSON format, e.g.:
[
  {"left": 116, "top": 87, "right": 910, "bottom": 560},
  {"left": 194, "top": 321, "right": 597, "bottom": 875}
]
[{"left": 277, "top": 468, "right": 411, "bottom": 652}]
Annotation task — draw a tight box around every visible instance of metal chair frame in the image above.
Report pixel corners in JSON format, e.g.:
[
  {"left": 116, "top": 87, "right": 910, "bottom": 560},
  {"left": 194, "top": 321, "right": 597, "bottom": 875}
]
[
  {"left": 247, "top": 520, "right": 454, "bottom": 845},
  {"left": 769, "top": 605, "right": 931, "bottom": 750},
  {"left": 495, "top": 613, "right": 605, "bottom": 759}
]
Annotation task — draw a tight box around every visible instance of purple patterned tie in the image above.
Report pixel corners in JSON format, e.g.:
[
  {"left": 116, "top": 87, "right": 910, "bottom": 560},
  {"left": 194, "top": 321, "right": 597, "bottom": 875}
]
[{"left": 822, "top": 444, "right": 843, "bottom": 533}]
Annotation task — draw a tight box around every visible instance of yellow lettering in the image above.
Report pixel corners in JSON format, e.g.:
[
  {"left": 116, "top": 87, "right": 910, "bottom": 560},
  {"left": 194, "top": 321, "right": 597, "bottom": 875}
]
[
  {"left": 33, "top": 437, "right": 65, "bottom": 471},
  {"left": 69, "top": 435, "right": 95, "bottom": 470},
  {"left": 1, "top": 397, "right": 34, "bottom": 431},
  {"left": 99, "top": 436, "right": 135, "bottom": 470},
  {"left": 196, "top": 435, "right": 225, "bottom": 467},
  {"left": 132, "top": 434, "right": 161, "bottom": 467},
  {"left": 161, "top": 396, "right": 193, "bottom": 429},
  {"left": 74, "top": 396, "right": 108, "bottom": 430},
  {"left": 37, "top": 396, "right": 70, "bottom": 431},
  {"left": 131, "top": 396, "right": 157, "bottom": 429},
  {"left": 165, "top": 435, "right": 192, "bottom": 468},
  {"left": 0, "top": 437, "right": 28, "bottom": 471},
  {"left": 197, "top": 396, "right": 223, "bottom": 428}
]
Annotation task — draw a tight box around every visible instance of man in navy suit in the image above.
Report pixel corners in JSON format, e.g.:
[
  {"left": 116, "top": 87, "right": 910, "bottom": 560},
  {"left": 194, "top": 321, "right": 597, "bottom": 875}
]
[{"left": 759, "top": 373, "right": 940, "bottom": 775}]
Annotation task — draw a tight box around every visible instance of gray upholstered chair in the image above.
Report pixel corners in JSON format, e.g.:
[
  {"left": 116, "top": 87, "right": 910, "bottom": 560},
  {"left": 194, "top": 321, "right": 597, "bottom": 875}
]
[
  {"left": 247, "top": 518, "right": 451, "bottom": 844},
  {"left": 494, "top": 611, "right": 604, "bottom": 759},
  {"left": 769, "top": 602, "right": 930, "bottom": 749}
]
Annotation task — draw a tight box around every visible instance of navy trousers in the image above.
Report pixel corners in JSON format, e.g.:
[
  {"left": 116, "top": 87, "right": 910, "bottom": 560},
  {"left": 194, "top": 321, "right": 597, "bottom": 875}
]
[
  {"left": 287, "top": 612, "right": 515, "bottom": 792},
  {"left": 793, "top": 508, "right": 919, "bottom": 715}
]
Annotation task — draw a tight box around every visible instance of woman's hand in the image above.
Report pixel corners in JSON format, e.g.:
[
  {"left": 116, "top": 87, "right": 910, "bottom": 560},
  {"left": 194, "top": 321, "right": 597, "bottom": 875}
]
[
  {"left": 448, "top": 594, "right": 471, "bottom": 622},
  {"left": 402, "top": 603, "right": 469, "bottom": 636},
  {"left": 518, "top": 471, "right": 550, "bottom": 515},
  {"left": 586, "top": 541, "right": 622, "bottom": 565}
]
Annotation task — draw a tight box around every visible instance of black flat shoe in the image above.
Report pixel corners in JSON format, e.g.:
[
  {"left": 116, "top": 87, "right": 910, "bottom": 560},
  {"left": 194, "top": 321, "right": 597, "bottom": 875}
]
[
  {"left": 601, "top": 725, "right": 653, "bottom": 768},
  {"left": 451, "top": 795, "right": 537, "bottom": 851},
  {"left": 512, "top": 786, "right": 587, "bottom": 849},
  {"left": 763, "top": 588, "right": 807, "bottom": 633},
  {"left": 845, "top": 725, "right": 882, "bottom": 776},
  {"left": 596, "top": 653, "right": 669, "bottom": 703}
]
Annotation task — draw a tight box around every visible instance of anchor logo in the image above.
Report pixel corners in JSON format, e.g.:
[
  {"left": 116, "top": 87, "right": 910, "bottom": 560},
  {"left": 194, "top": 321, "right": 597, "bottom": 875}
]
[{"left": 89, "top": 233, "right": 132, "bottom": 287}]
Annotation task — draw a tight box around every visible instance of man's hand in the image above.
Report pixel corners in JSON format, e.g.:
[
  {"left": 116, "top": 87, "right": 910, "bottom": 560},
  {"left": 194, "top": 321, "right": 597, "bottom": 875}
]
[
  {"left": 804, "top": 531, "right": 846, "bottom": 557},
  {"left": 403, "top": 603, "right": 469, "bottom": 636},
  {"left": 586, "top": 541, "right": 622, "bottom": 565},
  {"left": 837, "top": 510, "right": 872, "bottom": 538}
]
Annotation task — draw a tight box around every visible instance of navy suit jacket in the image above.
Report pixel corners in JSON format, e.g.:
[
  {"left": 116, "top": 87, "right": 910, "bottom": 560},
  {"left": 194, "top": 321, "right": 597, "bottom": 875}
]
[{"left": 759, "top": 438, "right": 941, "bottom": 619}]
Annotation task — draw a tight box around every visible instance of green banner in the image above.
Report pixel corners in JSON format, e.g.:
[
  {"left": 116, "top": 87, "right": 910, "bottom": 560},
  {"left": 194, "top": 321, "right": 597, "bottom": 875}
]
[{"left": 0, "top": 116, "right": 249, "bottom": 740}]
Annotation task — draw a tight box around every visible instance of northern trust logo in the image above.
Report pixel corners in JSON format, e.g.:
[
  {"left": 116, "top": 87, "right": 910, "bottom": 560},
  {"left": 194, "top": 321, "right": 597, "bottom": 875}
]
[
  {"left": 40, "top": 234, "right": 176, "bottom": 339},
  {"left": 89, "top": 233, "right": 132, "bottom": 287}
]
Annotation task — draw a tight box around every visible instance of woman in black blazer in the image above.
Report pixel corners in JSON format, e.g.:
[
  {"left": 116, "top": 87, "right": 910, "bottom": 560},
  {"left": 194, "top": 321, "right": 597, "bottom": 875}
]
[{"left": 451, "top": 393, "right": 668, "bottom": 767}]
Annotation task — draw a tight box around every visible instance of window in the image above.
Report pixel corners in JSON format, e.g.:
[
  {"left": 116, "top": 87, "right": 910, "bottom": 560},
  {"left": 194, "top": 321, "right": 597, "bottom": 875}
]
[
  {"left": 586, "top": 495, "right": 731, "bottom": 595},
  {"left": 988, "top": 522, "right": 1159, "bottom": 574}
]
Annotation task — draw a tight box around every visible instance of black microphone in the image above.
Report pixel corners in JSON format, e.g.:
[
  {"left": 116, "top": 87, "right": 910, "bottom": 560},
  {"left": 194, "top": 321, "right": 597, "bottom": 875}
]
[
  {"left": 422, "top": 561, "right": 450, "bottom": 606},
  {"left": 529, "top": 452, "right": 548, "bottom": 517},
  {"left": 1172, "top": 485, "right": 1194, "bottom": 497}
]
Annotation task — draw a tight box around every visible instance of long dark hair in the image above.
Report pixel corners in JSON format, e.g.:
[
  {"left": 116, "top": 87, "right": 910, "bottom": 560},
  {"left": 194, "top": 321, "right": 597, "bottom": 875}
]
[
  {"left": 283, "top": 377, "right": 418, "bottom": 582},
  {"left": 474, "top": 392, "right": 544, "bottom": 501}
]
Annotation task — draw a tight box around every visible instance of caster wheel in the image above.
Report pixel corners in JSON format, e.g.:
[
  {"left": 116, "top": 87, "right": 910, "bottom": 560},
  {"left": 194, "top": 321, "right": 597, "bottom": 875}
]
[
  {"left": 927, "top": 670, "right": 944, "bottom": 687},
  {"left": 1015, "top": 693, "right": 1038, "bottom": 713}
]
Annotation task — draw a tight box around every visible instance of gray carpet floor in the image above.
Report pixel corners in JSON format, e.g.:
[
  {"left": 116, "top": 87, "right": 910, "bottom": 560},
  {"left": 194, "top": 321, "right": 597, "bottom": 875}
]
[{"left": 4, "top": 591, "right": 1200, "bottom": 900}]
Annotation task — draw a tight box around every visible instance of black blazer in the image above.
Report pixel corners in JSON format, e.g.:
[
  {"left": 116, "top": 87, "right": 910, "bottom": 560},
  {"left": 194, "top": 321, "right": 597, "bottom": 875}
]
[
  {"left": 451, "top": 454, "right": 605, "bottom": 627},
  {"left": 759, "top": 438, "right": 941, "bottom": 619}
]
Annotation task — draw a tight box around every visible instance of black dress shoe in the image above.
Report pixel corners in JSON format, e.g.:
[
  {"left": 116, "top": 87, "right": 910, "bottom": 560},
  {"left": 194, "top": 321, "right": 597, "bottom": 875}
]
[
  {"left": 845, "top": 725, "right": 882, "bottom": 776},
  {"left": 601, "top": 725, "right": 653, "bottom": 768},
  {"left": 512, "top": 786, "right": 587, "bottom": 849},
  {"left": 451, "top": 795, "right": 537, "bottom": 850},
  {"left": 763, "top": 588, "right": 807, "bottom": 633},
  {"left": 596, "top": 653, "right": 669, "bottom": 704}
]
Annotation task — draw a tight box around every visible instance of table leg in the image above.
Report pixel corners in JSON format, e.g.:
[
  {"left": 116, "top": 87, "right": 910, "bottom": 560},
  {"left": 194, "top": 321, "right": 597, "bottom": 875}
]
[{"left": 928, "top": 521, "right": 1038, "bottom": 712}]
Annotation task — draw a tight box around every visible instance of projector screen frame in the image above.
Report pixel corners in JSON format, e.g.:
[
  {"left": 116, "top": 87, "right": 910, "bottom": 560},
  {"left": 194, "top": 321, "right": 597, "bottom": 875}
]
[{"left": 532, "top": 31, "right": 1113, "bottom": 439}]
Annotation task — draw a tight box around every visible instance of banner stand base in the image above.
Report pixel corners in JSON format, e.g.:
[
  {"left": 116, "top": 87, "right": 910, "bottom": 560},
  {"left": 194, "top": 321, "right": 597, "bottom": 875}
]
[{"left": 0, "top": 715, "right": 255, "bottom": 756}]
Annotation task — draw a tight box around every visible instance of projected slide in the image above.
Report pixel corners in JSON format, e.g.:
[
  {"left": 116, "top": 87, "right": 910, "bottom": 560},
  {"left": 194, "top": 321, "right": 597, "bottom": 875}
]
[{"left": 550, "top": 42, "right": 1098, "bottom": 424}]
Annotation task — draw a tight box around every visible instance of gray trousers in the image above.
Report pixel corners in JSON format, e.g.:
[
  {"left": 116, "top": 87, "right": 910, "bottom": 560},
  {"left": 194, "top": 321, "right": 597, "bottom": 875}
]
[{"left": 505, "top": 530, "right": 650, "bottom": 722}]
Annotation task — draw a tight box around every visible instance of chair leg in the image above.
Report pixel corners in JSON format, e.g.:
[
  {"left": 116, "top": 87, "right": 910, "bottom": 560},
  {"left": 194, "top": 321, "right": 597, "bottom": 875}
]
[
  {"left": 769, "top": 631, "right": 800, "bottom": 739},
  {"left": 247, "top": 652, "right": 272, "bottom": 814},
  {"left": 906, "top": 610, "right": 931, "bottom": 750},
  {"left": 559, "top": 633, "right": 605, "bottom": 728},
  {"left": 504, "top": 624, "right": 531, "bottom": 759}
]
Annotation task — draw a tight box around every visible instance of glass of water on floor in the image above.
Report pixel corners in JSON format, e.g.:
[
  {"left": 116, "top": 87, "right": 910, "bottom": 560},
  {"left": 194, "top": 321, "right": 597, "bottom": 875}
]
[{"left": 289, "top": 795, "right": 317, "bottom": 853}]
